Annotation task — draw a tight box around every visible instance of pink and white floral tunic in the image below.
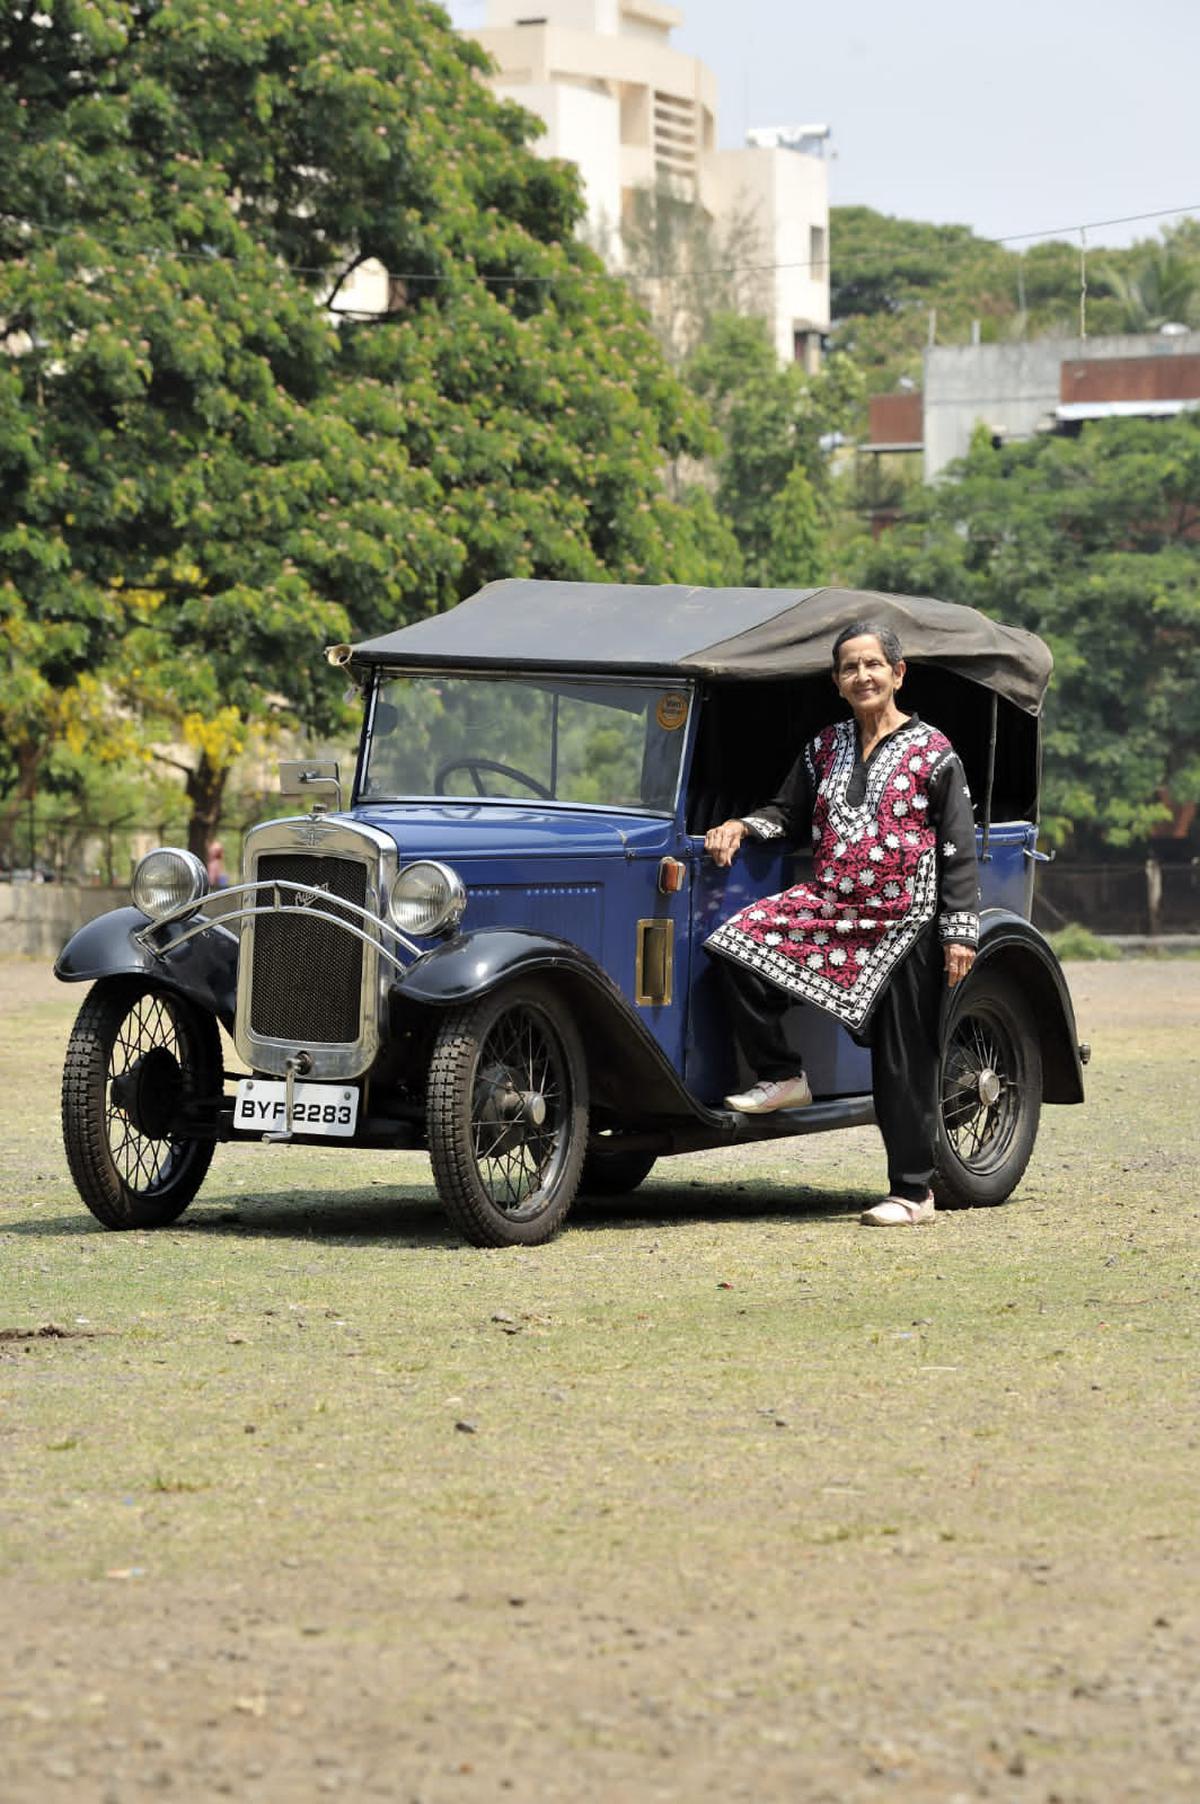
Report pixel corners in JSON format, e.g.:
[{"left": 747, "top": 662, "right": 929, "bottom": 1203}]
[{"left": 705, "top": 716, "right": 980, "bottom": 1033}]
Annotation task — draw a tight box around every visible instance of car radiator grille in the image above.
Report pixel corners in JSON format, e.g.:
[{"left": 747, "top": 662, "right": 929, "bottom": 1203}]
[{"left": 249, "top": 854, "right": 368, "bottom": 1044}]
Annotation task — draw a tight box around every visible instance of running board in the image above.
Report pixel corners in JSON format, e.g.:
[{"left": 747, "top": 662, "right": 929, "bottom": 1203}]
[
  {"left": 607, "top": 1094, "right": 880, "bottom": 1159},
  {"left": 717, "top": 1095, "right": 876, "bottom": 1143}
]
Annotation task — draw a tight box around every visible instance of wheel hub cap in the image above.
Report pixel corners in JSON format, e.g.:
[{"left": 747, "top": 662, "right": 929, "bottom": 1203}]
[
  {"left": 977, "top": 1067, "right": 1002, "bottom": 1107},
  {"left": 478, "top": 1066, "right": 549, "bottom": 1153},
  {"left": 111, "top": 1046, "right": 184, "bottom": 1139}
]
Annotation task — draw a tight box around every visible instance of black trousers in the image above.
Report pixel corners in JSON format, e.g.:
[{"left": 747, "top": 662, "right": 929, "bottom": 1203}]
[{"left": 719, "top": 927, "right": 944, "bottom": 1203}]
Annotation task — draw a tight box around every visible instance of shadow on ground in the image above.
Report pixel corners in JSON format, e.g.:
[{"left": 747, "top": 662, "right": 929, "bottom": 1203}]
[{"left": 4, "top": 1181, "right": 863, "bottom": 1245}]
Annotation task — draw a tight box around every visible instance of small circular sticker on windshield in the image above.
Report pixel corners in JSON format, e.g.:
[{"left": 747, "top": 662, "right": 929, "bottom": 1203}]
[{"left": 656, "top": 692, "right": 689, "bottom": 731}]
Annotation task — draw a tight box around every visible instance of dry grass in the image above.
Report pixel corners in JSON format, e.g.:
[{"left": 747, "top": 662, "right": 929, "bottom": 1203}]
[{"left": 1, "top": 957, "right": 1198, "bottom": 1801}]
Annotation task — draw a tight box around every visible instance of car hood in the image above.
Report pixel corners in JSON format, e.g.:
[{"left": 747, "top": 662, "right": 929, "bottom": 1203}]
[{"left": 344, "top": 802, "right": 675, "bottom": 861}]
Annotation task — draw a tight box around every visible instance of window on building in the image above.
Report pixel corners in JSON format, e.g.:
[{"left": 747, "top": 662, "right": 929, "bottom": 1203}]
[
  {"left": 793, "top": 328, "right": 823, "bottom": 371},
  {"left": 809, "top": 225, "right": 827, "bottom": 277}
]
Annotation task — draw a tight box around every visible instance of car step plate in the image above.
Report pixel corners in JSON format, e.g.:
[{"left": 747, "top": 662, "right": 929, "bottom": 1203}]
[{"left": 234, "top": 1079, "right": 360, "bottom": 1138}]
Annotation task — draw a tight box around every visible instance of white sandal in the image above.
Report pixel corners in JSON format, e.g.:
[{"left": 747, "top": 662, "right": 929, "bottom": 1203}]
[{"left": 860, "top": 1193, "right": 935, "bottom": 1227}]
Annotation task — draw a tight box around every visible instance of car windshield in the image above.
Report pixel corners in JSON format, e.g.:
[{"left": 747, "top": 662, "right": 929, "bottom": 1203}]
[{"left": 361, "top": 673, "right": 692, "bottom": 813}]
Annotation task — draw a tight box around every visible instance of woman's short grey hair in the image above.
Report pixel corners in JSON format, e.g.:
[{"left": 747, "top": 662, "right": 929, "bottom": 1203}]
[{"left": 831, "top": 621, "right": 904, "bottom": 672}]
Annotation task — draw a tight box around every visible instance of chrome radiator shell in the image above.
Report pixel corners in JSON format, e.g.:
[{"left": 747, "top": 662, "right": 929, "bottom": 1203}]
[{"left": 234, "top": 816, "right": 400, "bottom": 1080}]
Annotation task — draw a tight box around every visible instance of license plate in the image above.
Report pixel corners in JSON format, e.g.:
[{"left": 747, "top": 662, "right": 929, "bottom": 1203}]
[{"left": 234, "top": 1079, "right": 359, "bottom": 1138}]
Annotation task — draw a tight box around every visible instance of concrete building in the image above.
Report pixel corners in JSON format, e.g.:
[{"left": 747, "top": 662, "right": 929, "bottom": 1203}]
[
  {"left": 919, "top": 330, "right": 1200, "bottom": 480},
  {"left": 466, "top": 0, "right": 829, "bottom": 362},
  {"left": 855, "top": 330, "right": 1200, "bottom": 534}
]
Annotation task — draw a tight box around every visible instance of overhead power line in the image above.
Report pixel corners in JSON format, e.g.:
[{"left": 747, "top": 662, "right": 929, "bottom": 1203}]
[
  {"left": 994, "top": 204, "right": 1200, "bottom": 246},
  {"left": 2, "top": 200, "right": 1198, "bottom": 292}
]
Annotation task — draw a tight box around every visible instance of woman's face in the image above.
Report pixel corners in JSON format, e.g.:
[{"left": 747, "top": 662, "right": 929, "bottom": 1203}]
[{"left": 833, "top": 633, "right": 904, "bottom": 715}]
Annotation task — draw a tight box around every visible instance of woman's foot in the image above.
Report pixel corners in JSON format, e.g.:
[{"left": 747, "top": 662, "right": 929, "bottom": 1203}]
[
  {"left": 860, "top": 1192, "right": 935, "bottom": 1227},
  {"left": 724, "top": 1075, "right": 812, "bottom": 1113}
]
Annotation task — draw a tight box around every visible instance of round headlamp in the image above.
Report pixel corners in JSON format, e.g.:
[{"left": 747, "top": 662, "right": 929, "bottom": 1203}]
[
  {"left": 389, "top": 861, "right": 466, "bottom": 936},
  {"left": 131, "top": 848, "right": 209, "bottom": 922}
]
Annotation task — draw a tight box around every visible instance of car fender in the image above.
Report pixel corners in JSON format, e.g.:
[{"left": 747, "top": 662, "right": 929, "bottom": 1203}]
[
  {"left": 952, "top": 909, "right": 1086, "bottom": 1104},
  {"left": 397, "top": 929, "right": 725, "bottom": 1129},
  {"left": 54, "top": 906, "right": 238, "bottom": 1032}
]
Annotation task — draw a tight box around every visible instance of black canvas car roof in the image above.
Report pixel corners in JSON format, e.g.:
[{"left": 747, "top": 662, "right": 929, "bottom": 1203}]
[{"left": 347, "top": 581, "right": 1052, "bottom": 715}]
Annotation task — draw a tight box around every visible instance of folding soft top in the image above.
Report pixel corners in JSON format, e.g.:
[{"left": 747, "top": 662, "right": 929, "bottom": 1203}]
[{"left": 347, "top": 581, "right": 1052, "bottom": 715}]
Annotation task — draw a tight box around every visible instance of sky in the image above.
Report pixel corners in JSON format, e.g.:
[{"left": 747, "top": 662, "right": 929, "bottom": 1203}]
[{"left": 444, "top": 0, "right": 1199, "bottom": 250}]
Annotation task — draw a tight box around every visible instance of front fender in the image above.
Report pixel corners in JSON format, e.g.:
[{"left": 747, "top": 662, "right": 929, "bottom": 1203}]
[
  {"left": 965, "top": 909, "right": 1086, "bottom": 1104},
  {"left": 397, "top": 929, "right": 726, "bottom": 1130},
  {"left": 398, "top": 928, "right": 606, "bottom": 1006},
  {"left": 54, "top": 906, "right": 238, "bottom": 1032}
]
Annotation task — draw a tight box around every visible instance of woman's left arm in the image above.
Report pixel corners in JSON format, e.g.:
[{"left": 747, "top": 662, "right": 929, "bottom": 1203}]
[{"left": 929, "top": 753, "right": 980, "bottom": 985}]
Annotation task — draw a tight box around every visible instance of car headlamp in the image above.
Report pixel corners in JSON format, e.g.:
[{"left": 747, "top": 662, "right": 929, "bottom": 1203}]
[
  {"left": 389, "top": 861, "right": 466, "bottom": 936},
  {"left": 131, "top": 848, "right": 210, "bottom": 922}
]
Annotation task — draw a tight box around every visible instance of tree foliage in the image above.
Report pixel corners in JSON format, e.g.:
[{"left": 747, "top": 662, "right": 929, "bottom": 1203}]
[
  {"left": 1, "top": 0, "right": 731, "bottom": 851},
  {"left": 851, "top": 416, "right": 1200, "bottom": 849},
  {"left": 1101, "top": 236, "right": 1200, "bottom": 332},
  {"left": 684, "top": 315, "right": 861, "bottom": 586},
  {"left": 830, "top": 206, "right": 1200, "bottom": 391}
]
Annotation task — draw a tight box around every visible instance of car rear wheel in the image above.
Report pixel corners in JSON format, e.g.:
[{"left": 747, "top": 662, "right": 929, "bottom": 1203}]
[
  {"left": 426, "top": 981, "right": 588, "bottom": 1246},
  {"left": 934, "top": 971, "right": 1041, "bottom": 1209},
  {"left": 579, "top": 1145, "right": 658, "bottom": 1196},
  {"left": 62, "top": 979, "right": 222, "bottom": 1229}
]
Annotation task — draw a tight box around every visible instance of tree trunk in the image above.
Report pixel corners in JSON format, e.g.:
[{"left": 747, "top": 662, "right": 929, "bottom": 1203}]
[
  {"left": 185, "top": 753, "right": 228, "bottom": 862},
  {"left": 0, "top": 741, "right": 44, "bottom": 861}
]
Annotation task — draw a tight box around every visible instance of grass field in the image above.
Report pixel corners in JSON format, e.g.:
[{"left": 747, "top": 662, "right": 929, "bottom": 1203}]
[{"left": 1, "top": 956, "right": 1198, "bottom": 1802}]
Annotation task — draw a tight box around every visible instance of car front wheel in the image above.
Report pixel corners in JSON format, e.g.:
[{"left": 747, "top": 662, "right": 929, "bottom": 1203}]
[
  {"left": 62, "top": 979, "right": 222, "bottom": 1229},
  {"left": 934, "top": 971, "right": 1042, "bottom": 1209},
  {"left": 426, "top": 980, "right": 588, "bottom": 1246}
]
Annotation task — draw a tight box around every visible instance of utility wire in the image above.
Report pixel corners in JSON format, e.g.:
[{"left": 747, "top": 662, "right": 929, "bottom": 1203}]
[{"left": 2, "top": 201, "right": 1199, "bottom": 291}]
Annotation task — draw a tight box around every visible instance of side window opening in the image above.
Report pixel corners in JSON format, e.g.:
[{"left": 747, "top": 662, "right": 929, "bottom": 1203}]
[
  {"left": 686, "top": 681, "right": 813, "bottom": 835},
  {"left": 685, "top": 670, "right": 1039, "bottom": 836}
]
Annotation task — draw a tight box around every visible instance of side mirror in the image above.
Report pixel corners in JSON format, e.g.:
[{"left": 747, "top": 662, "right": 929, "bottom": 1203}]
[{"left": 278, "top": 760, "right": 342, "bottom": 814}]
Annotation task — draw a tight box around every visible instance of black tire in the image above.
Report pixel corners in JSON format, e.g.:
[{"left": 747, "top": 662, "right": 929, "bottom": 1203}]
[
  {"left": 934, "top": 970, "right": 1042, "bottom": 1209},
  {"left": 426, "top": 980, "right": 588, "bottom": 1247},
  {"left": 579, "top": 1145, "right": 658, "bottom": 1197},
  {"left": 62, "top": 979, "right": 222, "bottom": 1229}
]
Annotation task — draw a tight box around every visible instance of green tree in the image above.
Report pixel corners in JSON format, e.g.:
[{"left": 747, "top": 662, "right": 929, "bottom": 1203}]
[
  {"left": 850, "top": 416, "right": 1200, "bottom": 849},
  {"left": 828, "top": 205, "right": 1200, "bottom": 391},
  {"left": 0, "top": 0, "right": 730, "bottom": 854},
  {"left": 1101, "top": 238, "right": 1200, "bottom": 331},
  {"left": 685, "top": 315, "right": 861, "bottom": 584}
]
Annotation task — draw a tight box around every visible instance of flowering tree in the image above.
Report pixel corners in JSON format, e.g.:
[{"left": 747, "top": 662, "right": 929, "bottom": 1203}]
[{"left": 1, "top": 0, "right": 733, "bottom": 853}]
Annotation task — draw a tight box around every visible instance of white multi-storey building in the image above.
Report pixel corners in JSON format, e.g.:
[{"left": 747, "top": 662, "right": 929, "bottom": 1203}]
[{"left": 466, "top": 0, "right": 830, "bottom": 363}]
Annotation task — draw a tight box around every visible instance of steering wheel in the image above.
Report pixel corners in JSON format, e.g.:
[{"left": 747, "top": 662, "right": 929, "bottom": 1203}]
[{"left": 434, "top": 757, "right": 553, "bottom": 800}]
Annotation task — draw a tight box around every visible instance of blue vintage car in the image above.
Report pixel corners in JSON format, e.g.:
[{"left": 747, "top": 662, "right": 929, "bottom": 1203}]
[{"left": 56, "top": 581, "right": 1086, "bottom": 1244}]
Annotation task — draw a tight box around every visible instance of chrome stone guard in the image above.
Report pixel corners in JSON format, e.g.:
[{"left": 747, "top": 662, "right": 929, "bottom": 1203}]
[
  {"left": 133, "top": 879, "right": 423, "bottom": 973},
  {"left": 134, "top": 879, "right": 424, "bottom": 1143}
]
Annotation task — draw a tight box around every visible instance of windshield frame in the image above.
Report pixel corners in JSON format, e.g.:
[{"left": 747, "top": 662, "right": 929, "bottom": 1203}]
[{"left": 355, "top": 667, "right": 696, "bottom": 819}]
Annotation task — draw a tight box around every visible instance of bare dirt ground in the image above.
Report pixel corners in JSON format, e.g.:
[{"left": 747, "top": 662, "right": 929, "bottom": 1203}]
[{"left": 1, "top": 958, "right": 1198, "bottom": 1803}]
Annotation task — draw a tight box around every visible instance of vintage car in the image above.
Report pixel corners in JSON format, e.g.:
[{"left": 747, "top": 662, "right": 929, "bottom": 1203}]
[{"left": 56, "top": 581, "right": 1087, "bottom": 1245}]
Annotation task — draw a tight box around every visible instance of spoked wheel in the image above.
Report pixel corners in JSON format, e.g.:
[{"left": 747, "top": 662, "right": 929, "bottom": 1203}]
[
  {"left": 62, "top": 979, "right": 222, "bottom": 1229},
  {"left": 426, "top": 980, "right": 588, "bottom": 1246},
  {"left": 934, "top": 972, "right": 1042, "bottom": 1209}
]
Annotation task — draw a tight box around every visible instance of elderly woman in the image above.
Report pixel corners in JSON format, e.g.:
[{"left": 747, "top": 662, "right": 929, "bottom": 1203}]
[{"left": 704, "top": 622, "right": 979, "bottom": 1227}]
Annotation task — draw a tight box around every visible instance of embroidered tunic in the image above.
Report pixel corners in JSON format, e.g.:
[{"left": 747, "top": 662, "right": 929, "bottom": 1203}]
[{"left": 705, "top": 716, "right": 980, "bottom": 1033}]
